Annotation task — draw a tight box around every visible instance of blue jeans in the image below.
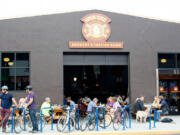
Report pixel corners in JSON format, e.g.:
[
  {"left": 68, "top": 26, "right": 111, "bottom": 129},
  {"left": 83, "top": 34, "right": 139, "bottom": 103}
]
[
  {"left": 29, "top": 109, "right": 38, "bottom": 131},
  {"left": 156, "top": 110, "right": 168, "bottom": 121}
]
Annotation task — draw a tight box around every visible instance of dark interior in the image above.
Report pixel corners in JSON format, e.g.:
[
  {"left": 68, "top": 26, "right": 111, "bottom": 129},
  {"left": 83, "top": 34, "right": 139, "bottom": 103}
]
[{"left": 64, "top": 65, "right": 128, "bottom": 103}]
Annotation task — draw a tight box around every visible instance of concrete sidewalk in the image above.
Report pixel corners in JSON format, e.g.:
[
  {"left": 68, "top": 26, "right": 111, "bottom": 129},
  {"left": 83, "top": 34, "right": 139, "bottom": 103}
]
[{"left": 2, "top": 115, "right": 180, "bottom": 135}]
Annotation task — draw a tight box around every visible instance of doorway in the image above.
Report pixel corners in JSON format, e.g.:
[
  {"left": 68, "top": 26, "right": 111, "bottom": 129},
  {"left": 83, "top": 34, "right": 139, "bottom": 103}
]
[
  {"left": 159, "top": 74, "right": 180, "bottom": 115},
  {"left": 63, "top": 53, "right": 129, "bottom": 103}
]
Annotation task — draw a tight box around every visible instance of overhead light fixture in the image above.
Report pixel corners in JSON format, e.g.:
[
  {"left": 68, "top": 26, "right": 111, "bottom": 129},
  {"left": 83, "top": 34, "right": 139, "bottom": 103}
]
[
  {"left": 174, "top": 86, "right": 178, "bottom": 91},
  {"left": 3, "top": 57, "right": 10, "bottom": 62},
  {"left": 159, "top": 86, "right": 164, "bottom": 91},
  {"left": 161, "top": 59, "right": 167, "bottom": 63},
  {"left": 8, "top": 62, "right": 14, "bottom": 66},
  {"left": 96, "top": 83, "right": 100, "bottom": 87},
  {"left": 73, "top": 77, "right": 77, "bottom": 82}
]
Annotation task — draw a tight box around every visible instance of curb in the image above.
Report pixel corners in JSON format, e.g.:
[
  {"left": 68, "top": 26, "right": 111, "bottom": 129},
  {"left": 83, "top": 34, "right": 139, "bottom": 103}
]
[{"left": 30, "top": 131, "right": 180, "bottom": 135}]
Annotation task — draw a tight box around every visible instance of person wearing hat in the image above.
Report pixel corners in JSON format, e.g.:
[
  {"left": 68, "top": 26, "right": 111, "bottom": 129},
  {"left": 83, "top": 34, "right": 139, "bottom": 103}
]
[
  {"left": 0, "top": 85, "right": 19, "bottom": 133},
  {"left": 24, "top": 85, "right": 38, "bottom": 133}
]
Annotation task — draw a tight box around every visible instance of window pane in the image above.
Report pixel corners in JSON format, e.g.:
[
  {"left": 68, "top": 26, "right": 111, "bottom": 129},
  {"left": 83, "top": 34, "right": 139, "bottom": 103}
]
[
  {"left": 158, "top": 54, "right": 176, "bottom": 68},
  {"left": 16, "top": 68, "right": 30, "bottom": 90},
  {"left": 1, "top": 68, "right": 15, "bottom": 90},
  {"left": 1, "top": 53, "right": 15, "bottom": 67},
  {"left": 16, "top": 53, "right": 29, "bottom": 67},
  {"left": 178, "top": 54, "right": 180, "bottom": 68}
]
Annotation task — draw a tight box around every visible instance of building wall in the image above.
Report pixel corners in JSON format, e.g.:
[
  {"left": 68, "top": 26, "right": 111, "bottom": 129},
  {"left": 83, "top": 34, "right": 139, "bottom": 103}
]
[{"left": 0, "top": 10, "right": 180, "bottom": 107}]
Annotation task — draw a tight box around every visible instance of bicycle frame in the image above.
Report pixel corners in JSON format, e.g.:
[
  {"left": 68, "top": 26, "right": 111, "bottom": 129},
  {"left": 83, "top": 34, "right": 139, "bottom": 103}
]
[
  {"left": 11, "top": 107, "right": 25, "bottom": 133},
  {"left": 95, "top": 106, "right": 106, "bottom": 131},
  {"left": 40, "top": 107, "right": 53, "bottom": 132},
  {"left": 149, "top": 105, "right": 156, "bottom": 130},
  {"left": 122, "top": 105, "right": 131, "bottom": 130}
]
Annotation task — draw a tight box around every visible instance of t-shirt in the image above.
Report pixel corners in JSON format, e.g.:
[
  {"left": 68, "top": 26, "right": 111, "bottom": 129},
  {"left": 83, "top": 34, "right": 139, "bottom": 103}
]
[
  {"left": 70, "top": 101, "right": 75, "bottom": 110},
  {"left": 113, "top": 101, "right": 122, "bottom": 111},
  {"left": 26, "top": 92, "right": 37, "bottom": 109},
  {"left": 160, "top": 100, "right": 169, "bottom": 112},
  {"left": 87, "top": 101, "right": 96, "bottom": 112},
  {"left": 133, "top": 99, "right": 146, "bottom": 113},
  {"left": 41, "top": 102, "right": 51, "bottom": 116},
  {"left": 107, "top": 102, "right": 114, "bottom": 108},
  {"left": 0, "top": 93, "right": 13, "bottom": 109}
]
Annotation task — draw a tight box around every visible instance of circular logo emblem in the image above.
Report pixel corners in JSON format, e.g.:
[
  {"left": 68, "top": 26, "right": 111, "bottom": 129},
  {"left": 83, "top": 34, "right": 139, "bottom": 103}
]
[{"left": 81, "top": 13, "right": 111, "bottom": 42}]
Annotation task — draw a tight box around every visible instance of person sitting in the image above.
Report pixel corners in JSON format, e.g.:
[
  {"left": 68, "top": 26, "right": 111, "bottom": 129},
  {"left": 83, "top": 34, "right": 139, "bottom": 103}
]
[
  {"left": 63, "top": 95, "right": 68, "bottom": 105},
  {"left": 106, "top": 97, "right": 114, "bottom": 111},
  {"left": 19, "top": 98, "right": 26, "bottom": 108},
  {"left": 152, "top": 96, "right": 160, "bottom": 108},
  {"left": 117, "top": 95, "right": 123, "bottom": 105},
  {"left": 111, "top": 97, "right": 122, "bottom": 119},
  {"left": 124, "top": 96, "right": 130, "bottom": 105},
  {"left": 82, "top": 96, "right": 91, "bottom": 106},
  {"left": 67, "top": 97, "right": 76, "bottom": 111},
  {"left": 87, "top": 98, "right": 98, "bottom": 114},
  {"left": 41, "top": 97, "right": 51, "bottom": 117},
  {"left": 133, "top": 96, "right": 146, "bottom": 113},
  {"left": 156, "top": 96, "right": 169, "bottom": 121},
  {"left": 77, "top": 97, "right": 87, "bottom": 116}
]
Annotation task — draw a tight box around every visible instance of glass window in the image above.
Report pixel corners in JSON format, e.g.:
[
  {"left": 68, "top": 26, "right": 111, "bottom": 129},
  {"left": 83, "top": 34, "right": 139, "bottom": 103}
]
[
  {"left": 0, "top": 52, "right": 30, "bottom": 91},
  {"left": 16, "top": 53, "right": 29, "bottom": 67},
  {"left": 16, "top": 68, "right": 30, "bottom": 90},
  {"left": 1, "top": 68, "right": 15, "bottom": 90},
  {"left": 158, "top": 54, "right": 176, "bottom": 68},
  {"left": 178, "top": 54, "right": 180, "bottom": 68},
  {"left": 1, "top": 53, "right": 15, "bottom": 67}
]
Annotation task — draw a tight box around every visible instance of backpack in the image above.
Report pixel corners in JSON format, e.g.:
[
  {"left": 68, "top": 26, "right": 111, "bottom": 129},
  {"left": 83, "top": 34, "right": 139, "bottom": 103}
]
[{"left": 161, "top": 118, "right": 173, "bottom": 123}]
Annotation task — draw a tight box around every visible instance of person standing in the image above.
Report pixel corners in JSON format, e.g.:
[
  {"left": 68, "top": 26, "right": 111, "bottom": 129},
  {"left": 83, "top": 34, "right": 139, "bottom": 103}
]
[
  {"left": 0, "top": 86, "right": 19, "bottom": 133},
  {"left": 25, "top": 85, "right": 38, "bottom": 133}
]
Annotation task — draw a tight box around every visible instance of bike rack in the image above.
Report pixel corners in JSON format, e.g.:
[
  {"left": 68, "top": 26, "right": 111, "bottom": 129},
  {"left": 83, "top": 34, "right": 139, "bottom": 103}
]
[
  {"left": 11, "top": 107, "right": 25, "bottom": 133},
  {"left": 40, "top": 107, "right": 53, "bottom": 132},
  {"left": 76, "top": 107, "right": 80, "bottom": 130},
  {"left": 149, "top": 105, "right": 156, "bottom": 130},
  {"left": 68, "top": 108, "right": 77, "bottom": 132},
  {"left": 95, "top": 106, "right": 106, "bottom": 131},
  {"left": 122, "top": 105, "right": 131, "bottom": 130}
]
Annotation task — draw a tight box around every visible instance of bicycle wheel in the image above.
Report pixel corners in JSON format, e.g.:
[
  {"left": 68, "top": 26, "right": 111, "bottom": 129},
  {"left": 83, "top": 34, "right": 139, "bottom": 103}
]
[
  {"left": 88, "top": 119, "right": 96, "bottom": 131},
  {"left": 113, "top": 118, "right": 122, "bottom": 131},
  {"left": 19, "top": 115, "right": 32, "bottom": 130},
  {"left": 56, "top": 114, "right": 67, "bottom": 132},
  {"left": 67, "top": 117, "right": 75, "bottom": 132},
  {"left": 36, "top": 113, "right": 46, "bottom": 129},
  {"left": 14, "top": 118, "right": 22, "bottom": 134},
  {"left": 99, "top": 113, "right": 112, "bottom": 128},
  {"left": 5, "top": 117, "right": 22, "bottom": 134},
  {"left": 124, "top": 111, "right": 129, "bottom": 128},
  {"left": 79, "top": 117, "right": 88, "bottom": 131},
  {"left": 6, "top": 119, "right": 12, "bottom": 133},
  {"left": 74, "top": 116, "right": 80, "bottom": 130}
]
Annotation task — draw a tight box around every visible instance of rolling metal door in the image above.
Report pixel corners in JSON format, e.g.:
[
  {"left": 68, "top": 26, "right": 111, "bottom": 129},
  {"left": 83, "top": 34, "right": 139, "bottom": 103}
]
[{"left": 63, "top": 53, "right": 128, "bottom": 65}]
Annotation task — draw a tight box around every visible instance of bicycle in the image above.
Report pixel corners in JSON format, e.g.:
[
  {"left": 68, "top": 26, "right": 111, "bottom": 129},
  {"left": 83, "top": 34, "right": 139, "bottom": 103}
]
[
  {"left": 112, "top": 108, "right": 129, "bottom": 130},
  {"left": 79, "top": 112, "right": 96, "bottom": 131},
  {"left": 56, "top": 106, "right": 75, "bottom": 132},
  {"left": 0, "top": 108, "right": 21, "bottom": 134},
  {"left": 18, "top": 108, "right": 46, "bottom": 131},
  {"left": 98, "top": 108, "right": 112, "bottom": 128}
]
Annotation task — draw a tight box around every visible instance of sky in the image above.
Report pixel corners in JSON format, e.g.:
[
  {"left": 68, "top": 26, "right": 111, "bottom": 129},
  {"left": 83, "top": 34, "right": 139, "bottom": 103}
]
[{"left": 0, "top": 0, "right": 180, "bottom": 23}]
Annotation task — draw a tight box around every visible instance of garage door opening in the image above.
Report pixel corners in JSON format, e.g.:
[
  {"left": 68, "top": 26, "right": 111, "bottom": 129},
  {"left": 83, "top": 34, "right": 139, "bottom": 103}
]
[{"left": 64, "top": 65, "right": 128, "bottom": 103}]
